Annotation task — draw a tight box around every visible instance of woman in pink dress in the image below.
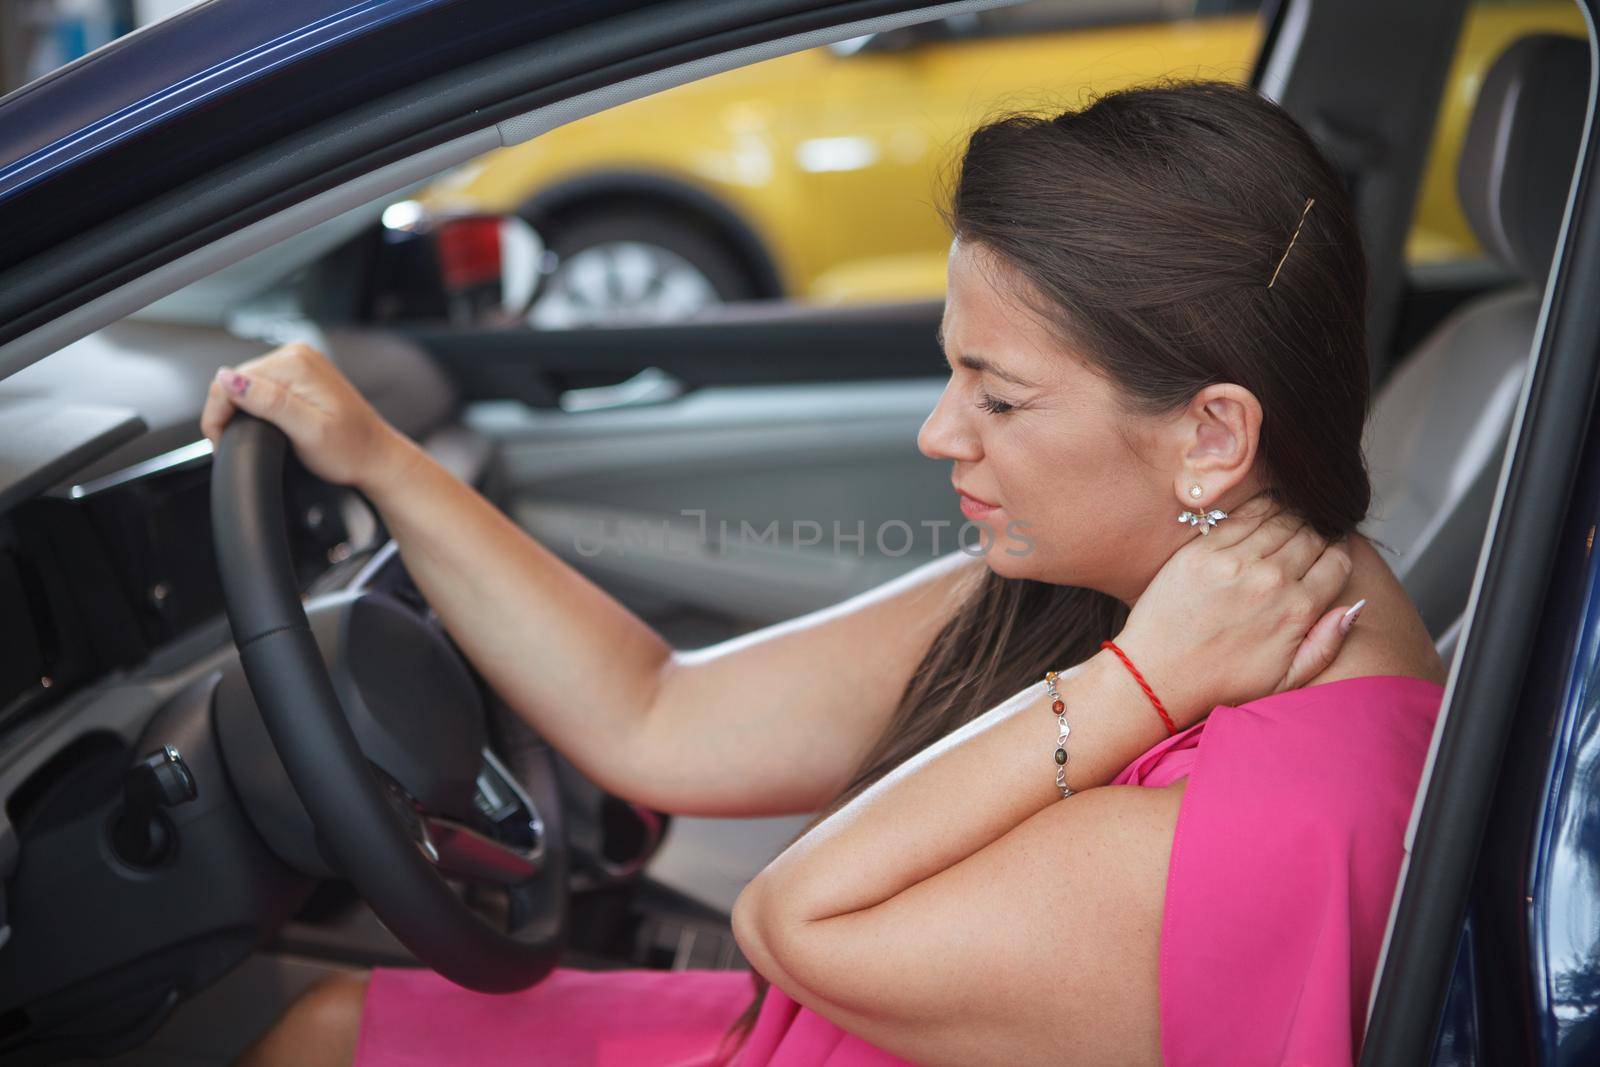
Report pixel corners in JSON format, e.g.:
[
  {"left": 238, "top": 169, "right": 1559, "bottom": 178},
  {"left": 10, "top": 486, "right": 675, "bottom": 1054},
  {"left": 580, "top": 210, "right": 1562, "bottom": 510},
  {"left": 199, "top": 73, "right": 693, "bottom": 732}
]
[{"left": 211, "top": 78, "right": 1448, "bottom": 1066}]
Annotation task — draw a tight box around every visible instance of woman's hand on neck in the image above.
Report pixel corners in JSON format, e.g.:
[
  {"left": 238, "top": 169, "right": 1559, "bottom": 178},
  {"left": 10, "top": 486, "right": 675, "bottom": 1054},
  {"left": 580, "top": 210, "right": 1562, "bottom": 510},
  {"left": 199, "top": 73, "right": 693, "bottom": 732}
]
[
  {"left": 1105, "top": 494, "right": 1363, "bottom": 731},
  {"left": 1293, "top": 532, "right": 1449, "bottom": 688}
]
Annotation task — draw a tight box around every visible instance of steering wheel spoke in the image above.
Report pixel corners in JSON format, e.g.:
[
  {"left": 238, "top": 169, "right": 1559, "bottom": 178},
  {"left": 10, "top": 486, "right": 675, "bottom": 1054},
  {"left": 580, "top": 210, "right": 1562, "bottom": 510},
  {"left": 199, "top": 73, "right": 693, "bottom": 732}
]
[
  {"left": 374, "top": 758, "right": 545, "bottom": 888},
  {"left": 418, "top": 814, "right": 541, "bottom": 887}
]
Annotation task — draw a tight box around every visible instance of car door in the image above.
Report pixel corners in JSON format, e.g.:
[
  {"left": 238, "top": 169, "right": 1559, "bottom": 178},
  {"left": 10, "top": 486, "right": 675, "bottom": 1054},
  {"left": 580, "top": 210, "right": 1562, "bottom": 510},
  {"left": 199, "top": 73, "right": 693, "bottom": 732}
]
[{"left": 407, "top": 302, "right": 958, "bottom": 643}]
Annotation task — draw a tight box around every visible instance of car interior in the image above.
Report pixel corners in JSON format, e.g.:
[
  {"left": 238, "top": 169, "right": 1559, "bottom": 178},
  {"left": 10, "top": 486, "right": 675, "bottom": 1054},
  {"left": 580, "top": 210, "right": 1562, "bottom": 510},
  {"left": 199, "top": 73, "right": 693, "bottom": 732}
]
[{"left": 0, "top": 0, "right": 1592, "bottom": 1063}]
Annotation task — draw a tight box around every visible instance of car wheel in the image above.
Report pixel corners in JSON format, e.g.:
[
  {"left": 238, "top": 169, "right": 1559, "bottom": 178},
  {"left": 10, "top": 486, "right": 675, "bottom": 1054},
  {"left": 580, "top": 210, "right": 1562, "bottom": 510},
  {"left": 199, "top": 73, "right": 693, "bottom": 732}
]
[{"left": 527, "top": 209, "right": 759, "bottom": 328}]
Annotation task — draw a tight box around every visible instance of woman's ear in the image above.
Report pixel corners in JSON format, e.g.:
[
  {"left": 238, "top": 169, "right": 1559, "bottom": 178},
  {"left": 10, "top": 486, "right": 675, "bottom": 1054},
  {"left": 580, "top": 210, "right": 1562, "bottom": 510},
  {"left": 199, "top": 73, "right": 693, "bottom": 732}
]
[{"left": 1169, "top": 383, "right": 1263, "bottom": 510}]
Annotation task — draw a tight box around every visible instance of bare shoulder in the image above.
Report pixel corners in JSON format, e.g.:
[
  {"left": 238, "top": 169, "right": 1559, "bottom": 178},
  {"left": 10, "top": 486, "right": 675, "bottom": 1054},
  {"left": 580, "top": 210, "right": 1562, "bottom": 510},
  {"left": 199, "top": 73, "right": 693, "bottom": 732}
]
[
  {"left": 1316, "top": 538, "right": 1449, "bottom": 687},
  {"left": 1313, "top": 585, "right": 1446, "bottom": 686},
  {"left": 1309, "top": 622, "right": 1447, "bottom": 687}
]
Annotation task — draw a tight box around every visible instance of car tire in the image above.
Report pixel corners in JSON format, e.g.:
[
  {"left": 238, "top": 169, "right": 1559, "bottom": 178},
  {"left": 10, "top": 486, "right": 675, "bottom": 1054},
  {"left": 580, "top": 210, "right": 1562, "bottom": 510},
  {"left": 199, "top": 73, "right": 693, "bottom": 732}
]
[{"left": 527, "top": 208, "right": 760, "bottom": 328}]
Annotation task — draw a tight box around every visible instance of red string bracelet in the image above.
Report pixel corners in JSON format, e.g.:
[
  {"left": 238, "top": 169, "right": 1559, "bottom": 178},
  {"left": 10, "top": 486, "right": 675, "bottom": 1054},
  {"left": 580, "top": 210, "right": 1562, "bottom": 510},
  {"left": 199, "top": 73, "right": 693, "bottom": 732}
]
[{"left": 1100, "top": 640, "right": 1178, "bottom": 736}]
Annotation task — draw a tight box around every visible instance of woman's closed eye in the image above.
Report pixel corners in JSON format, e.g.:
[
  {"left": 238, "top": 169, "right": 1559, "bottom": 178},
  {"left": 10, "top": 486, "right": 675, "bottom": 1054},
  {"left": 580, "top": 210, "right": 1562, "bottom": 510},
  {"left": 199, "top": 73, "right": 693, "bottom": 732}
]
[{"left": 976, "top": 390, "right": 1016, "bottom": 415}]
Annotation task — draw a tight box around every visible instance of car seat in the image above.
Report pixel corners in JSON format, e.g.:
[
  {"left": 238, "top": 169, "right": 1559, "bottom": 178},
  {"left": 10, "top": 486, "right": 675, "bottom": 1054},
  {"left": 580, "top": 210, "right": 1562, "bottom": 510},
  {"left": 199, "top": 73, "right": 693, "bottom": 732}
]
[{"left": 1362, "top": 33, "right": 1590, "bottom": 658}]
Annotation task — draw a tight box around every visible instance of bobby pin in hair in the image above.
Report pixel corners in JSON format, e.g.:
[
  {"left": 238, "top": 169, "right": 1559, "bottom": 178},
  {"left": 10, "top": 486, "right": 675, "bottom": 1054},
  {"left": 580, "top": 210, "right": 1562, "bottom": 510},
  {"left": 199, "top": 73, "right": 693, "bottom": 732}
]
[{"left": 1267, "top": 197, "right": 1316, "bottom": 289}]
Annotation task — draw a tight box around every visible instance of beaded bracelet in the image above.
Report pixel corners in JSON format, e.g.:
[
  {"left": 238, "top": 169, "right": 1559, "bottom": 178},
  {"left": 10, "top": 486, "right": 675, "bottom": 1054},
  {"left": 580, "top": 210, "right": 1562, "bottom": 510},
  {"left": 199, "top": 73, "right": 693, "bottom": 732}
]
[{"left": 1044, "top": 669, "right": 1074, "bottom": 799}]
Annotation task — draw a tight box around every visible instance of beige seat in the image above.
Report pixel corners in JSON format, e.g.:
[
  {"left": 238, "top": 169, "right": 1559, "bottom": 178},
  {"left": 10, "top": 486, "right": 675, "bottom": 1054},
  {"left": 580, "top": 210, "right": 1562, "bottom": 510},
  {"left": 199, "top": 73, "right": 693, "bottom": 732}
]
[{"left": 1361, "top": 33, "right": 1589, "bottom": 659}]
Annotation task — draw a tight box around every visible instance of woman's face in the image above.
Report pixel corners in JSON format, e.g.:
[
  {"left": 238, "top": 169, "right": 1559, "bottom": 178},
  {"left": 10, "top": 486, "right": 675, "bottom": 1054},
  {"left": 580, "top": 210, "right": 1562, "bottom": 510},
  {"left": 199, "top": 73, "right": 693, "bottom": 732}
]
[{"left": 918, "top": 240, "right": 1220, "bottom": 600}]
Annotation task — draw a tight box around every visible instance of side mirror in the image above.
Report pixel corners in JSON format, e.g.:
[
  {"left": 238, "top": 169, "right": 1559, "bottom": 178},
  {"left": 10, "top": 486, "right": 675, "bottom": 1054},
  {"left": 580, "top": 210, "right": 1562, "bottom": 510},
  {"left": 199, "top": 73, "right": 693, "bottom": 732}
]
[
  {"left": 435, "top": 213, "right": 546, "bottom": 323},
  {"left": 368, "top": 203, "right": 548, "bottom": 326}
]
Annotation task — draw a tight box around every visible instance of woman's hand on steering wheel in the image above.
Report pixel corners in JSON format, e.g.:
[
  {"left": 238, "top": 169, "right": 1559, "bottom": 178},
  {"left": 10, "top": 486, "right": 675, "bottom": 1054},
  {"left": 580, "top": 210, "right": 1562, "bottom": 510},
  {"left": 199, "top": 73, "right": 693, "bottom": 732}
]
[
  {"left": 200, "top": 342, "right": 416, "bottom": 496},
  {"left": 1111, "top": 493, "right": 1363, "bottom": 732}
]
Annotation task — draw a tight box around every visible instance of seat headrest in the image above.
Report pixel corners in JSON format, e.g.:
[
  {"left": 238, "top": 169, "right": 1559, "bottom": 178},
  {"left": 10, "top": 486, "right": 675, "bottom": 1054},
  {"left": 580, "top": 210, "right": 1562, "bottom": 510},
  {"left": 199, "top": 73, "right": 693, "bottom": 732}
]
[{"left": 1458, "top": 33, "right": 1590, "bottom": 282}]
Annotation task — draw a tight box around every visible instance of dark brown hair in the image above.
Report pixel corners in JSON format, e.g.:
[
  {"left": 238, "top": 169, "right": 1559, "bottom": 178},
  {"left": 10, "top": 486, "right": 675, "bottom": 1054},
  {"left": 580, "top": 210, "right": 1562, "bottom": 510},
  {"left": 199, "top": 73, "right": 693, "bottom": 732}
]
[{"left": 713, "top": 78, "right": 1371, "bottom": 1059}]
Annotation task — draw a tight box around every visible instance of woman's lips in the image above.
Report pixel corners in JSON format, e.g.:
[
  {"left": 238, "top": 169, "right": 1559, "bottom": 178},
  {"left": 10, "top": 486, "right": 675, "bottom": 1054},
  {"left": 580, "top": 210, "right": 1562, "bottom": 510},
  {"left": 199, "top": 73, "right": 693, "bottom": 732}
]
[{"left": 957, "top": 490, "right": 999, "bottom": 520}]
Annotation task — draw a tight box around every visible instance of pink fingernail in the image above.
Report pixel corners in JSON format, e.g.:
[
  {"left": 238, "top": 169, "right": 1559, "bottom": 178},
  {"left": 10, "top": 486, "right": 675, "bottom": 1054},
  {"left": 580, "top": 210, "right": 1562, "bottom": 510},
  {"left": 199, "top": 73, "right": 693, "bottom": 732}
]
[
  {"left": 1339, "top": 598, "right": 1368, "bottom": 634},
  {"left": 222, "top": 370, "right": 250, "bottom": 396}
]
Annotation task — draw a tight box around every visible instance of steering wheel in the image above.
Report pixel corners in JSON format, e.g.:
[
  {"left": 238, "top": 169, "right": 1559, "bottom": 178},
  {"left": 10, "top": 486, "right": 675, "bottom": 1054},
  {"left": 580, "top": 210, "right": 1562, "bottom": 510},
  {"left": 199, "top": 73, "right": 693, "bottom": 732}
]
[{"left": 211, "top": 413, "right": 562, "bottom": 992}]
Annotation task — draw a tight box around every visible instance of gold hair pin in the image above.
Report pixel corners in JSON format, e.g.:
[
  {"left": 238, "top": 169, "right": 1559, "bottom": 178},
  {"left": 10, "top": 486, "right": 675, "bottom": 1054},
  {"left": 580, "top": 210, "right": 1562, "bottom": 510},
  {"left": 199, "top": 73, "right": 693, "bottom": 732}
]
[{"left": 1267, "top": 197, "right": 1316, "bottom": 289}]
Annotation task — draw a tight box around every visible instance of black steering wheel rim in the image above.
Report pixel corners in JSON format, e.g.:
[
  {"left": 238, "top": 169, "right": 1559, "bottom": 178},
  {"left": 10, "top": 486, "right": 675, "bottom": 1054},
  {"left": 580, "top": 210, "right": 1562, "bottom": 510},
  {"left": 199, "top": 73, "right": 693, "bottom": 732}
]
[{"left": 211, "top": 413, "right": 558, "bottom": 992}]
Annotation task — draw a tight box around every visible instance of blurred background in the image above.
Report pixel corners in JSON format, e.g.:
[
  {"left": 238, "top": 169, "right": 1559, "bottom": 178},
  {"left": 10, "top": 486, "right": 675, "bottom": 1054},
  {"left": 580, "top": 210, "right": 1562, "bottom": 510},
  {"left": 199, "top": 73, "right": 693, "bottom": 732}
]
[
  {"left": 0, "top": 0, "right": 195, "bottom": 92},
  {"left": 4, "top": 0, "right": 1586, "bottom": 335}
]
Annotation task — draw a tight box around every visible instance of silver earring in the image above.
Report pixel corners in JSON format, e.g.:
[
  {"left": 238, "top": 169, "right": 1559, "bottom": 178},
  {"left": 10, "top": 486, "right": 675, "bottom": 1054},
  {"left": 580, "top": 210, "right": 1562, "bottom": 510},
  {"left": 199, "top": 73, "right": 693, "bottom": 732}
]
[
  {"left": 1187, "top": 484, "right": 1203, "bottom": 500},
  {"left": 1178, "top": 507, "right": 1228, "bottom": 535}
]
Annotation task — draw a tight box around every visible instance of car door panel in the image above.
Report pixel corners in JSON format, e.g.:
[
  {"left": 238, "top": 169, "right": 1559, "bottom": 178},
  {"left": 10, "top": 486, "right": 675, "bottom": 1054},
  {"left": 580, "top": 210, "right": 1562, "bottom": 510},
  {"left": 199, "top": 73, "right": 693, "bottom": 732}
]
[
  {"left": 409, "top": 299, "right": 967, "bottom": 629},
  {"left": 468, "top": 377, "right": 957, "bottom": 626}
]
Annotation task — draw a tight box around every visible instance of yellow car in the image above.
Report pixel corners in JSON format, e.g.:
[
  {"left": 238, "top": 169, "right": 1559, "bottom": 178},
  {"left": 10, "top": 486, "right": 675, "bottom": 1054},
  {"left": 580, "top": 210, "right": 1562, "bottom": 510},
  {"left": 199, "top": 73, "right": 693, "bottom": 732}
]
[{"left": 418, "top": 0, "right": 1587, "bottom": 325}]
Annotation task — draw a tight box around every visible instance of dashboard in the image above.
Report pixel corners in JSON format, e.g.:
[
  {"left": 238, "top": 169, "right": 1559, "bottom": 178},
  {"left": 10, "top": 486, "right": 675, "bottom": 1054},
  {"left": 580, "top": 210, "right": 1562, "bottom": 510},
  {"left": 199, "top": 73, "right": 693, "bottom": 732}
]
[
  {"left": 0, "top": 437, "right": 391, "bottom": 1061},
  {"left": 0, "top": 319, "right": 674, "bottom": 1061},
  {"left": 0, "top": 314, "right": 460, "bottom": 732},
  {"left": 0, "top": 439, "right": 375, "bottom": 733},
  {"left": 0, "top": 320, "right": 542, "bottom": 1060},
  {"left": 0, "top": 423, "right": 578, "bottom": 1063}
]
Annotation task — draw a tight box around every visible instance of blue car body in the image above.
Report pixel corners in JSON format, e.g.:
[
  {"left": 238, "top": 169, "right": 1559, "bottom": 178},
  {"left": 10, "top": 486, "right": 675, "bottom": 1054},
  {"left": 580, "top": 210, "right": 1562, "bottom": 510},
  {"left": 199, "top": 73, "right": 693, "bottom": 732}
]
[
  {"left": 1, "top": 0, "right": 1598, "bottom": 1062},
  {"left": 0, "top": 0, "right": 638, "bottom": 272}
]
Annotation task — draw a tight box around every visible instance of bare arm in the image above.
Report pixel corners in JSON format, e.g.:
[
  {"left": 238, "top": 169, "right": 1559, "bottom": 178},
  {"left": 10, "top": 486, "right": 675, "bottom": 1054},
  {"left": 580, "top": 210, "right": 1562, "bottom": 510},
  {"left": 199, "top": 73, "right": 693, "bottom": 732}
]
[
  {"left": 732, "top": 498, "right": 1360, "bottom": 1065},
  {"left": 202, "top": 343, "right": 980, "bottom": 818},
  {"left": 369, "top": 432, "right": 978, "bottom": 816}
]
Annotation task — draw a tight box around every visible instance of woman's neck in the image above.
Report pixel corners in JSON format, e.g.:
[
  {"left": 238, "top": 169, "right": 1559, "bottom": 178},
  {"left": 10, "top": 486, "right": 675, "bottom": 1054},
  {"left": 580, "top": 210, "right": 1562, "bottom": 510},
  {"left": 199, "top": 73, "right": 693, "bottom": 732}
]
[{"left": 1302, "top": 533, "right": 1447, "bottom": 687}]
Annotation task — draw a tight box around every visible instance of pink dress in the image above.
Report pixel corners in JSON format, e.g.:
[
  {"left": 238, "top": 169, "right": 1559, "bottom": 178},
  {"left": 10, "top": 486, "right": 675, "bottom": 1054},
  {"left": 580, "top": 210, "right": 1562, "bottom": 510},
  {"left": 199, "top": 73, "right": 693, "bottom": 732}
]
[{"left": 355, "top": 674, "right": 1444, "bottom": 1066}]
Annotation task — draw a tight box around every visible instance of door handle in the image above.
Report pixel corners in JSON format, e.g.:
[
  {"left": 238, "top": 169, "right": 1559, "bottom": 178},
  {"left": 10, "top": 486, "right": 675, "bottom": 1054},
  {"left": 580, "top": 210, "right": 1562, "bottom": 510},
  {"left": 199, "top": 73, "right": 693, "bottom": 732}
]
[{"left": 558, "top": 367, "right": 686, "bottom": 413}]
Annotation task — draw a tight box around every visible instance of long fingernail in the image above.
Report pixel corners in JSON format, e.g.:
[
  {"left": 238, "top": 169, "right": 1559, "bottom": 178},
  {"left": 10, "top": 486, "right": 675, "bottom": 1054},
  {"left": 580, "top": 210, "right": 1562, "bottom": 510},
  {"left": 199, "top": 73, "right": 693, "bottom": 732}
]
[{"left": 1339, "top": 598, "right": 1368, "bottom": 634}]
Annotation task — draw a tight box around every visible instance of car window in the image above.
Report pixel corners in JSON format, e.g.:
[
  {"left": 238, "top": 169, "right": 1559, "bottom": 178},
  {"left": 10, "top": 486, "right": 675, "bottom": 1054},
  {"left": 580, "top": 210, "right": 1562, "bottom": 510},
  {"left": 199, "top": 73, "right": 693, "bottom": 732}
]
[
  {"left": 131, "top": 0, "right": 1583, "bottom": 336},
  {"left": 309, "top": 0, "right": 1271, "bottom": 333},
  {"left": 1407, "top": 0, "right": 1588, "bottom": 268}
]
